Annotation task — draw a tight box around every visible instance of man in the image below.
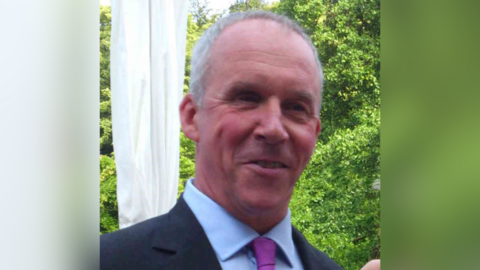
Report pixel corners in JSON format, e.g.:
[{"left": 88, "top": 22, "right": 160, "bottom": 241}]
[{"left": 101, "top": 11, "right": 378, "bottom": 270}]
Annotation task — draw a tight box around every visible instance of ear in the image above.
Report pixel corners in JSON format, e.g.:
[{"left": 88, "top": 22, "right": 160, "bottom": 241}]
[{"left": 180, "top": 93, "right": 200, "bottom": 142}]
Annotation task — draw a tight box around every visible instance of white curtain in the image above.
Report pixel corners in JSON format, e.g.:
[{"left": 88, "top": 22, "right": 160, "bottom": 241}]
[{"left": 110, "top": 0, "right": 188, "bottom": 229}]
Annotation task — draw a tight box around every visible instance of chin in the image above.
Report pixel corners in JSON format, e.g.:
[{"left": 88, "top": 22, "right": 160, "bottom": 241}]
[
  {"left": 232, "top": 172, "right": 294, "bottom": 215},
  {"left": 240, "top": 192, "right": 288, "bottom": 216}
]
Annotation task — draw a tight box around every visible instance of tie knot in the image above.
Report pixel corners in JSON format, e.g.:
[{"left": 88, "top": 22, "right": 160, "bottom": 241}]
[{"left": 251, "top": 237, "right": 276, "bottom": 270}]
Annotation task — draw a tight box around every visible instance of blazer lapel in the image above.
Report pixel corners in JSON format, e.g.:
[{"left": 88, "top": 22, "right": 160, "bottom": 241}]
[
  {"left": 292, "top": 226, "right": 344, "bottom": 270},
  {"left": 148, "top": 197, "right": 343, "bottom": 270},
  {"left": 150, "top": 197, "right": 222, "bottom": 270}
]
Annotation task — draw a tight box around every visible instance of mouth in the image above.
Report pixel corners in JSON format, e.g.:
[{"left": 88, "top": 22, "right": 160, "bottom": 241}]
[{"left": 250, "top": 160, "right": 287, "bottom": 169}]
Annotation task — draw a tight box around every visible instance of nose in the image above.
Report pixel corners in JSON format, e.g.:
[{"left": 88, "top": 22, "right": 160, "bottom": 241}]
[{"left": 253, "top": 100, "right": 289, "bottom": 144}]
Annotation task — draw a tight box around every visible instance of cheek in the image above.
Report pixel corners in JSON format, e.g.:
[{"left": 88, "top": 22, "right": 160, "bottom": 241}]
[
  {"left": 292, "top": 127, "right": 318, "bottom": 164},
  {"left": 211, "top": 112, "right": 255, "bottom": 156}
]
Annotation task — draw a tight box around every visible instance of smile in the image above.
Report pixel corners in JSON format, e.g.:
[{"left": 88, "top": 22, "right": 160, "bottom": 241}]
[{"left": 252, "top": 160, "right": 287, "bottom": 168}]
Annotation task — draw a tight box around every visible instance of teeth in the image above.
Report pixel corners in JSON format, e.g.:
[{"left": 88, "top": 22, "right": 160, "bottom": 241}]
[{"left": 256, "top": 161, "right": 284, "bottom": 168}]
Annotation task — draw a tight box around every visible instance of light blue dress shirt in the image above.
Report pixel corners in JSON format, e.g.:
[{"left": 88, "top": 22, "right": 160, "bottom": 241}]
[{"left": 183, "top": 178, "right": 304, "bottom": 270}]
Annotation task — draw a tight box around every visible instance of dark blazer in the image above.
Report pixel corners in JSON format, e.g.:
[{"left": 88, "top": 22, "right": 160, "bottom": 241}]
[{"left": 101, "top": 197, "right": 344, "bottom": 270}]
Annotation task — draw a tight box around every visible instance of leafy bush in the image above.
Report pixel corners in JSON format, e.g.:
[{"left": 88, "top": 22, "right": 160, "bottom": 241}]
[
  {"left": 100, "top": 154, "right": 118, "bottom": 234},
  {"left": 291, "top": 111, "right": 380, "bottom": 269},
  {"left": 277, "top": 1, "right": 381, "bottom": 269},
  {"left": 99, "top": 3, "right": 381, "bottom": 269}
]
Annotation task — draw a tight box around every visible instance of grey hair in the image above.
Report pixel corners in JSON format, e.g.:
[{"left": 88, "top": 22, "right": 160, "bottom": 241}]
[{"left": 189, "top": 10, "right": 324, "bottom": 109}]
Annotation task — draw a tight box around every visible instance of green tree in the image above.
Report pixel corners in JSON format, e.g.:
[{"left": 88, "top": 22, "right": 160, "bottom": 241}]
[
  {"left": 99, "top": 5, "right": 380, "bottom": 265},
  {"left": 100, "top": 5, "right": 118, "bottom": 234},
  {"left": 276, "top": 0, "right": 381, "bottom": 269},
  {"left": 178, "top": 16, "right": 200, "bottom": 193},
  {"left": 100, "top": 154, "right": 119, "bottom": 233},
  {"left": 189, "top": 0, "right": 213, "bottom": 29},
  {"left": 178, "top": 11, "right": 222, "bottom": 196},
  {"left": 316, "top": 0, "right": 380, "bottom": 141},
  {"left": 99, "top": 2, "right": 224, "bottom": 234},
  {"left": 100, "top": 5, "right": 113, "bottom": 156},
  {"left": 229, "top": 0, "right": 267, "bottom": 12}
]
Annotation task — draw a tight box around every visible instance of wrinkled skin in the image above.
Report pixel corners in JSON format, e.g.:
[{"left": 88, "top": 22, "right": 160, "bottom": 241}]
[{"left": 180, "top": 19, "right": 321, "bottom": 234}]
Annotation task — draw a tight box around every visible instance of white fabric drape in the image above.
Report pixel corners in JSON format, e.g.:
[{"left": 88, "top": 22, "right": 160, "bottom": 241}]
[{"left": 110, "top": 0, "right": 188, "bottom": 229}]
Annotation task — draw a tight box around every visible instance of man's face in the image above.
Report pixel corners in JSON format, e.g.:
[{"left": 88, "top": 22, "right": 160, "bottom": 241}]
[{"left": 189, "top": 19, "right": 321, "bottom": 218}]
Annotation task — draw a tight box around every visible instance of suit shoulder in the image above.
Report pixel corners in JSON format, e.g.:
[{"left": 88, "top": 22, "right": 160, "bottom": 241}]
[
  {"left": 307, "top": 245, "right": 344, "bottom": 269},
  {"left": 101, "top": 214, "right": 168, "bottom": 246},
  {"left": 292, "top": 226, "right": 345, "bottom": 270},
  {"left": 100, "top": 214, "right": 170, "bottom": 269}
]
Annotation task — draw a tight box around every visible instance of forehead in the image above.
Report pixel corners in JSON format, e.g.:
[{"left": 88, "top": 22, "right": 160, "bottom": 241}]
[
  {"left": 207, "top": 19, "right": 321, "bottom": 105},
  {"left": 212, "top": 19, "right": 317, "bottom": 69}
]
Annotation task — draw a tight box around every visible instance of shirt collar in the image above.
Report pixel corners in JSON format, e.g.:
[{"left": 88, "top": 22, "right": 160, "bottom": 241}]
[
  {"left": 183, "top": 178, "right": 295, "bottom": 267},
  {"left": 263, "top": 210, "right": 295, "bottom": 267}
]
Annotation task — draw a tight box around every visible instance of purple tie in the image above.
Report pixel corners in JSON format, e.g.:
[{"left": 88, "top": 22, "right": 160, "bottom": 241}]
[{"left": 251, "top": 237, "right": 277, "bottom": 270}]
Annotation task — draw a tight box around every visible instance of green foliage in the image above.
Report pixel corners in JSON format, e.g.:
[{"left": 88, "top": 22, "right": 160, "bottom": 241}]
[
  {"left": 229, "top": 0, "right": 267, "bottom": 12},
  {"left": 178, "top": 132, "right": 196, "bottom": 196},
  {"left": 226, "top": 0, "right": 278, "bottom": 13},
  {"left": 316, "top": 0, "right": 380, "bottom": 141},
  {"left": 100, "top": 5, "right": 112, "bottom": 91},
  {"left": 291, "top": 111, "right": 380, "bottom": 269},
  {"left": 184, "top": 14, "right": 200, "bottom": 95},
  {"left": 263, "top": 1, "right": 280, "bottom": 13},
  {"left": 98, "top": 5, "right": 380, "bottom": 269},
  {"left": 179, "top": 6, "right": 221, "bottom": 195},
  {"left": 100, "top": 5, "right": 117, "bottom": 233},
  {"left": 180, "top": 14, "right": 202, "bottom": 192},
  {"left": 184, "top": 11, "right": 222, "bottom": 95},
  {"left": 189, "top": 0, "right": 213, "bottom": 29},
  {"left": 276, "top": 0, "right": 381, "bottom": 269},
  {"left": 98, "top": 2, "right": 221, "bottom": 233},
  {"left": 277, "top": 0, "right": 325, "bottom": 35},
  {"left": 100, "top": 154, "right": 119, "bottom": 234},
  {"left": 100, "top": 5, "right": 113, "bottom": 155},
  {"left": 100, "top": 88, "right": 112, "bottom": 152}
]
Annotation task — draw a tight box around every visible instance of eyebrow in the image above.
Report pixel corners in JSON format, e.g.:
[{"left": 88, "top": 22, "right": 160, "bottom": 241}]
[
  {"left": 224, "top": 81, "right": 317, "bottom": 108},
  {"left": 290, "top": 90, "right": 316, "bottom": 105},
  {"left": 225, "top": 81, "right": 260, "bottom": 92},
  {"left": 221, "top": 82, "right": 261, "bottom": 100}
]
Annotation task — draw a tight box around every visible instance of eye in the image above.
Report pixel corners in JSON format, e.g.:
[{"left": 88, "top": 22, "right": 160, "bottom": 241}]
[
  {"left": 237, "top": 92, "right": 260, "bottom": 103},
  {"left": 286, "top": 103, "right": 307, "bottom": 112},
  {"left": 291, "top": 104, "right": 306, "bottom": 111}
]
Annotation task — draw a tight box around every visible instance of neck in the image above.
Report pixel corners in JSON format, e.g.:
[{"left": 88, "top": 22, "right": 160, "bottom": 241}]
[
  {"left": 192, "top": 175, "right": 288, "bottom": 235},
  {"left": 236, "top": 211, "right": 287, "bottom": 235}
]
